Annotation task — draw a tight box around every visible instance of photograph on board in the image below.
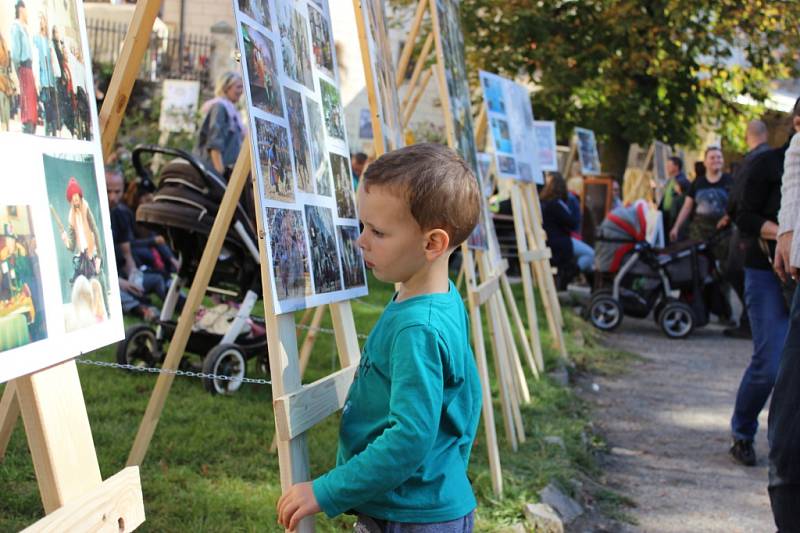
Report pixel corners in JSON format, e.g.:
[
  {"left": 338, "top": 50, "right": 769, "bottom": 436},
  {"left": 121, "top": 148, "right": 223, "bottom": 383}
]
[
  {"left": 266, "top": 207, "right": 311, "bottom": 301},
  {"left": 490, "top": 117, "right": 512, "bottom": 153},
  {"left": 498, "top": 154, "right": 516, "bottom": 175},
  {"left": 533, "top": 120, "right": 558, "bottom": 172},
  {"left": 0, "top": 204, "right": 47, "bottom": 352},
  {"left": 358, "top": 108, "right": 373, "bottom": 140},
  {"left": 337, "top": 225, "right": 365, "bottom": 289},
  {"left": 306, "top": 97, "right": 331, "bottom": 196},
  {"left": 276, "top": 0, "right": 313, "bottom": 90},
  {"left": 308, "top": 3, "right": 334, "bottom": 79},
  {"left": 330, "top": 152, "right": 355, "bottom": 219},
  {"left": 238, "top": 0, "right": 271, "bottom": 30},
  {"left": 304, "top": 204, "right": 341, "bottom": 294},
  {"left": 43, "top": 153, "right": 110, "bottom": 332},
  {"left": 242, "top": 23, "right": 283, "bottom": 117},
  {"left": 576, "top": 127, "right": 601, "bottom": 175},
  {"left": 2, "top": 0, "right": 92, "bottom": 139},
  {"left": 481, "top": 75, "right": 505, "bottom": 114},
  {"left": 256, "top": 117, "right": 294, "bottom": 203},
  {"left": 284, "top": 86, "right": 313, "bottom": 192},
  {"left": 320, "top": 79, "right": 345, "bottom": 141}
]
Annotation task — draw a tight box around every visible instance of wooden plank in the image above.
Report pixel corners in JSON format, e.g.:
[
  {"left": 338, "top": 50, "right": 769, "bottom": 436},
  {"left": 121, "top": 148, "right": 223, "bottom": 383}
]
[
  {"left": 501, "top": 273, "right": 541, "bottom": 377},
  {"left": 353, "top": 0, "right": 388, "bottom": 156},
  {"left": 298, "top": 305, "right": 327, "bottom": 375},
  {"left": 16, "top": 361, "right": 102, "bottom": 513},
  {"left": 395, "top": 0, "right": 429, "bottom": 86},
  {"left": 0, "top": 382, "right": 20, "bottom": 459},
  {"left": 98, "top": 0, "right": 162, "bottom": 160},
  {"left": 496, "top": 288, "right": 531, "bottom": 403},
  {"left": 462, "top": 246, "right": 503, "bottom": 495},
  {"left": 127, "top": 141, "right": 252, "bottom": 467},
  {"left": 273, "top": 367, "right": 357, "bottom": 442},
  {"left": 402, "top": 67, "right": 434, "bottom": 128},
  {"left": 520, "top": 249, "right": 551, "bottom": 263},
  {"left": 329, "top": 301, "right": 361, "bottom": 368},
  {"left": 401, "top": 32, "right": 434, "bottom": 111},
  {"left": 469, "top": 272, "right": 501, "bottom": 306},
  {"left": 22, "top": 467, "right": 145, "bottom": 533},
  {"left": 474, "top": 106, "right": 488, "bottom": 152}
]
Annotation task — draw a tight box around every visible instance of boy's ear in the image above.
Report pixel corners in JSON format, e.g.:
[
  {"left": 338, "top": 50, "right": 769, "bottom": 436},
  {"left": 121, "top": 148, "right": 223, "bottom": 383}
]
[{"left": 424, "top": 228, "right": 450, "bottom": 259}]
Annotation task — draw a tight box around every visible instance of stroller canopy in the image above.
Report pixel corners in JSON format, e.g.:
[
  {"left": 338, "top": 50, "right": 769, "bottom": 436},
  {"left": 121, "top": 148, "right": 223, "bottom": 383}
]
[{"left": 595, "top": 201, "right": 648, "bottom": 273}]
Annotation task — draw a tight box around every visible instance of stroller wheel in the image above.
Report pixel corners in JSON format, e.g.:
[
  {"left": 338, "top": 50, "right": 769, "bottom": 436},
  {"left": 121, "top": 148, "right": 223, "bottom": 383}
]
[
  {"left": 588, "top": 292, "right": 623, "bottom": 331},
  {"left": 658, "top": 301, "right": 695, "bottom": 339},
  {"left": 117, "top": 324, "right": 160, "bottom": 369},
  {"left": 202, "top": 344, "right": 247, "bottom": 395}
]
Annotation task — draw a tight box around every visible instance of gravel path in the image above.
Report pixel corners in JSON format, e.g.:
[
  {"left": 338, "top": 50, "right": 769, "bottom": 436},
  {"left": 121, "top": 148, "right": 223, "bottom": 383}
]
[{"left": 579, "top": 317, "right": 775, "bottom": 532}]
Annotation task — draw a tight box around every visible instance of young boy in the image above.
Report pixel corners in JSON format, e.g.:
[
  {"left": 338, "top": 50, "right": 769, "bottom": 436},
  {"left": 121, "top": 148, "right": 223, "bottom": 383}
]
[{"left": 277, "top": 143, "right": 483, "bottom": 531}]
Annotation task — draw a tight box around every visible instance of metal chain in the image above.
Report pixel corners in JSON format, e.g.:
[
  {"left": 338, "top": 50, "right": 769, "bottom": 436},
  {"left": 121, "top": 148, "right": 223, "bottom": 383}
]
[{"left": 75, "top": 358, "right": 272, "bottom": 385}]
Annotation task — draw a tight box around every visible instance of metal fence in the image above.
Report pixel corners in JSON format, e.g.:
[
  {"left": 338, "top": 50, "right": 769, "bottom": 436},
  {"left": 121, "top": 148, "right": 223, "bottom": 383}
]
[{"left": 87, "top": 19, "right": 215, "bottom": 88}]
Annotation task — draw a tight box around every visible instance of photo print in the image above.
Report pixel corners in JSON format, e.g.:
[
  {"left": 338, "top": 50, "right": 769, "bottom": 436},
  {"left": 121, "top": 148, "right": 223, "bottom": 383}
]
[
  {"left": 320, "top": 79, "right": 345, "bottom": 140},
  {"left": 308, "top": 4, "right": 334, "bottom": 79},
  {"left": 491, "top": 117, "right": 512, "bottom": 153},
  {"left": 576, "top": 127, "right": 601, "bottom": 175},
  {"left": 498, "top": 154, "right": 516, "bottom": 174},
  {"left": 533, "top": 120, "right": 558, "bottom": 172},
  {"left": 284, "top": 87, "right": 313, "bottom": 193},
  {"left": 481, "top": 75, "right": 505, "bottom": 114},
  {"left": 266, "top": 207, "right": 311, "bottom": 301},
  {"left": 337, "top": 225, "right": 365, "bottom": 289},
  {"left": 330, "top": 153, "right": 355, "bottom": 219},
  {"left": 306, "top": 97, "right": 332, "bottom": 196},
  {"left": 1, "top": 0, "right": 92, "bottom": 139},
  {"left": 358, "top": 107, "right": 373, "bottom": 140},
  {"left": 304, "top": 204, "right": 341, "bottom": 294},
  {"left": 242, "top": 23, "right": 283, "bottom": 117},
  {"left": 0, "top": 204, "right": 47, "bottom": 352},
  {"left": 238, "top": 0, "right": 271, "bottom": 29},
  {"left": 276, "top": 0, "right": 313, "bottom": 90},
  {"left": 43, "top": 153, "right": 110, "bottom": 333},
  {"left": 256, "top": 117, "right": 294, "bottom": 202}
]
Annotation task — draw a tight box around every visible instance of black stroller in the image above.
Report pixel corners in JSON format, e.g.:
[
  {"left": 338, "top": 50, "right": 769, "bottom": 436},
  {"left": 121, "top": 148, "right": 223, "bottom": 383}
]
[
  {"left": 115, "top": 145, "right": 267, "bottom": 394},
  {"left": 587, "top": 202, "right": 723, "bottom": 339}
]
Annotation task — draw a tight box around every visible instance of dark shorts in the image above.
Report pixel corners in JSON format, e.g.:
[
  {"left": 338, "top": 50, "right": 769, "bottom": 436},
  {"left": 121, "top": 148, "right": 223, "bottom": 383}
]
[{"left": 355, "top": 511, "right": 474, "bottom": 533}]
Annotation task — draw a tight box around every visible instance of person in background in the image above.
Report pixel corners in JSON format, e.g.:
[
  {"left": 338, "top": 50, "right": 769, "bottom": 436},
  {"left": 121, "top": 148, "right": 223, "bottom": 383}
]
[
  {"left": 565, "top": 174, "right": 595, "bottom": 281},
  {"left": 350, "top": 152, "right": 367, "bottom": 190},
  {"left": 728, "top": 118, "right": 792, "bottom": 467},
  {"left": 540, "top": 173, "right": 578, "bottom": 289},
  {"left": 768, "top": 96, "right": 800, "bottom": 532},
  {"left": 195, "top": 71, "right": 245, "bottom": 176},
  {"left": 611, "top": 179, "right": 622, "bottom": 210},
  {"left": 660, "top": 156, "right": 690, "bottom": 242}
]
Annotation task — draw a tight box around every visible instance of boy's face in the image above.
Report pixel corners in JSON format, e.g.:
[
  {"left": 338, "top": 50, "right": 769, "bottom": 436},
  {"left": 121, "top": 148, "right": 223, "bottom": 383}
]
[{"left": 356, "top": 184, "right": 428, "bottom": 284}]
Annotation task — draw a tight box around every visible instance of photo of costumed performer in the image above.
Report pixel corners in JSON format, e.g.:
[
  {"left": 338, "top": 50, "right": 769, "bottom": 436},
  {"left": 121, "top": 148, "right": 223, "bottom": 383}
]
[{"left": 10, "top": 0, "right": 37, "bottom": 134}]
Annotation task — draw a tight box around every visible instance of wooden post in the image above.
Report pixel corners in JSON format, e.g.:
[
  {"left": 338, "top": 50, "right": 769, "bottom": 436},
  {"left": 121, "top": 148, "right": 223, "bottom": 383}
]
[
  {"left": 127, "top": 143, "right": 251, "bottom": 467},
  {"left": 402, "top": 68, "right": 433, "bottom": 128},
  {"left": 395, "top": 0, "right": 429, "bottom": 86},
  {"left": 400, "top": 32, "right": 434, "bottom": 110},
  {"left": 0, "top": 382, "right": 19, "bottom": 459}
]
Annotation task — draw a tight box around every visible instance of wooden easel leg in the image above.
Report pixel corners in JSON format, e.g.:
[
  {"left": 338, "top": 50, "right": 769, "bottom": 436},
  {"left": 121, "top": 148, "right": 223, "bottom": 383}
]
[
  {"left": 497, "top": 289, "right": 531, "bottom": 403},
  {"left": 0, "top": 383, "right": 20, "bottom": 460},
  {"left": 395, "top": 0, "right": 429, "bottom": 85},
  {"left": 298, "top": 305, "right": 327, "bottom": 374},
  {"left": 127, "top": 143, "right": 251, "bottom": 467},
  {"left": 501, "top": 273, "right": 541, "bottom": 378},
  {"left": 16, "top": 361, "right": 102, "bottom": 513}
]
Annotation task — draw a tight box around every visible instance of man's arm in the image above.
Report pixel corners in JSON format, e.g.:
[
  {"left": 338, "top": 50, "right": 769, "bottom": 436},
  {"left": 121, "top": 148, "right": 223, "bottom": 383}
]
[{"left": 669, "top": 196, "right": 694, "bottom": 241}]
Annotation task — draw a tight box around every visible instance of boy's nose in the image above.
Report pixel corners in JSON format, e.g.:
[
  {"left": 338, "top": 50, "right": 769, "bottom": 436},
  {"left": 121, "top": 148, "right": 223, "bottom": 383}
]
[{"left": 356, "top": 231, "right": 367, "bottom": 250}]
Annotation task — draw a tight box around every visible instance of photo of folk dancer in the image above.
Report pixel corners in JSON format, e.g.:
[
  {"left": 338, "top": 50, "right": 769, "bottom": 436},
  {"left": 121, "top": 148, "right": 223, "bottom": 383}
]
[
  {"left": 304, "top": 204, "right": 341, "bottom": 294},
  {"left": 242, "top": 23, "right": 282, "bottom": 117},
  {"left": 306, "top": 97, "right": 332, "bottom": 196},
  {"left": 284, "top": 86, "right": 313, "bottom": 192},
  {"left": 308, "top": 4, "right": 334, "bottom": 78},
  {"left": 238, "top": 0, "right": 271, "bottom": 30},
  {"left": 256, "top": 117, "right": 294, "bottom": 203},
  {"left": 320, "top": 79, "right": 345, "bottom": 140},
  {"left": 267, "top": 207, "right": 311, "bottom": 301},
  {"left": 337, "top": 225, "right": 365, "bottom": 289},
  {"left": 330, "top": 152, "right": 356, "bottom": 219},
  {"left": 277, "top": 2, "right": 313, "bottom": 90}
]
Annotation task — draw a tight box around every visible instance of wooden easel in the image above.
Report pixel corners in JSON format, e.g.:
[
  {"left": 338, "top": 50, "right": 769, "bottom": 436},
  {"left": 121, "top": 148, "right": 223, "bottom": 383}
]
[{"left": 0, "top": 1, "right": 157, "bottom": 528}]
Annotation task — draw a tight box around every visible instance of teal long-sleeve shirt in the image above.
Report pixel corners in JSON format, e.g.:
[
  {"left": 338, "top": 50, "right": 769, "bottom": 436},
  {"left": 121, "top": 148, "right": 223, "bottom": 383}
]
[{"left": 312, "top": 281, "right": 482, "bottom": 522}]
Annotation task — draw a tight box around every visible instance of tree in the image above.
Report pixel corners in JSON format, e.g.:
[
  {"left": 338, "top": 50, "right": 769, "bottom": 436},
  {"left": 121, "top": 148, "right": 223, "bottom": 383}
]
[{"left": 457, "top": 0, "right": 800, "bottom": 171}]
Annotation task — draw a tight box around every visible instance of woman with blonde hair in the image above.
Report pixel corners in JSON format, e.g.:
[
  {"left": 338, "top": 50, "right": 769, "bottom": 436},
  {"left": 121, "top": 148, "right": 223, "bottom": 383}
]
[{"left": 194, "top": 71, "right": 245, "bottom": 176}]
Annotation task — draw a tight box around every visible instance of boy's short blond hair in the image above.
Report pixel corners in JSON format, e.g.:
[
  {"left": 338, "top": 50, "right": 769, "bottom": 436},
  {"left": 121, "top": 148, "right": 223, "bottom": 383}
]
[{"left": 361, "top": 143, "right": 481, "bottom": 247}]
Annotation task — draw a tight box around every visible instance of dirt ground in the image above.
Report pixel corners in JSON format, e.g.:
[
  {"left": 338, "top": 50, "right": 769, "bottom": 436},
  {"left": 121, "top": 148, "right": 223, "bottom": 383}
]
[{"left": 576, "top": 316, "right": 775, "bottom": 532}]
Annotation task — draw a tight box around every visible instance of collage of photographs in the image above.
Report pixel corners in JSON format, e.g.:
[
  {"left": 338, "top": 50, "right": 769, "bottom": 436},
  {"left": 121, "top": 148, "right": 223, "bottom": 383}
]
[
  {"left": 234, "top": 0, "right": 366, "bottom": 314},
  {"left": 576, "top": 126, "right": 601, "bottom": 175},
  {"left": 479, "top": 70, "right": 544, "bottom": 185},
  {"left": 0, "top": 0, "right": 122, "bottom": 384},
  {"left": 532, "top": 120, "right": 558, "bottom": 172}
]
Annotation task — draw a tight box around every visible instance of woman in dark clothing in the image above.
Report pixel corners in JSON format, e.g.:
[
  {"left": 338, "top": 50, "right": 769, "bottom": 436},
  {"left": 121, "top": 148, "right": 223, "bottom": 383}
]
[{"left": 540, "top": 174, "right": 579, "bottom": 287}]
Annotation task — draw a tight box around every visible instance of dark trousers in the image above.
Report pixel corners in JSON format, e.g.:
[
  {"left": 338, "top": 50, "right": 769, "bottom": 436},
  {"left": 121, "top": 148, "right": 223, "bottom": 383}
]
[
  {"left": 769, "top": 484, "right": 800, "bottom": 533},
  {"left": 727, "top": 228, "right": 750, "bottom": 328}
]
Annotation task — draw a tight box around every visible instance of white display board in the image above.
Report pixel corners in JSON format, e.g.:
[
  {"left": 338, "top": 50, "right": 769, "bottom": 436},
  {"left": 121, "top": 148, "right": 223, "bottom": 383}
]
[
  {"left": 533, "top": 120, "right": 558, "bottom": 172},
  {"left": 234, "top": 0, "right": 367, "bottom": 314},
  {"left": 0, "top": 0, "right": 123, "bottom": 383},
  {"left": 478, "top": 71, "right": 544, "bottom": 185},
  {"left": 575, "top": 127, "right": 601, "bottom": 176},
  {"left": 158, "top": 79, "right": 201, "bottom": 133}
]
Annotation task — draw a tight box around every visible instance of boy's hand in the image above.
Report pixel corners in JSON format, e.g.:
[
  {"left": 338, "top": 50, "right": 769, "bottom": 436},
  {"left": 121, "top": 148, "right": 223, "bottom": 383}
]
[{"left": 276, "top": 482, "right": 320, "bottom": 530}]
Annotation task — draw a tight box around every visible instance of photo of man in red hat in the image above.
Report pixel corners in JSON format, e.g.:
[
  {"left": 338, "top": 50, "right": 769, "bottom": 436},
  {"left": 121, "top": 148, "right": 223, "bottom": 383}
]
[{"left": 59, "top": 175, "right": 102, "bottom": 282}]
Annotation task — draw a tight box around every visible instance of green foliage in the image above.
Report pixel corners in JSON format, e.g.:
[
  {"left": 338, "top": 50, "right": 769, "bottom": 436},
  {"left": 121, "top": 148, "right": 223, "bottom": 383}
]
[{"left": 452, "top": 0, "right": 800, "bottom": 150}]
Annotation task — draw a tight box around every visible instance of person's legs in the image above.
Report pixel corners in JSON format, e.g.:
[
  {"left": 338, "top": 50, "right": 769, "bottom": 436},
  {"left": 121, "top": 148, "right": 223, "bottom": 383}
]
[
  {"left": 571, "top": 237, "right": 595, "bottom": 273},
  {"left": 357, "top": 512, "right": 474, "bottom": 533},
  {"left": 142, "top": 271, "right": 166, "bottom": 300},
  {"left": 730, "top": 269, "right": 789, "bottom": 444}
]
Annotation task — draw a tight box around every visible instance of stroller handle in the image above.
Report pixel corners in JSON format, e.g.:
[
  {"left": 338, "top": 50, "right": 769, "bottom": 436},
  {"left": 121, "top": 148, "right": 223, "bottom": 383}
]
[{"left": 131, "top": 145, "right": 228, "bottom": 197}]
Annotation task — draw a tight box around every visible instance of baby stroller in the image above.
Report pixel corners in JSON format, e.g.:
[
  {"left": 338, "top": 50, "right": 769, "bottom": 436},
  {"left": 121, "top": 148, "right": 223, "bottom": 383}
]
[
  {"left": 587, "top": 202, "right": 721, "bottom": 339},
  {"left": 115, "top": 145, "right": 267, "bottom": 394}
]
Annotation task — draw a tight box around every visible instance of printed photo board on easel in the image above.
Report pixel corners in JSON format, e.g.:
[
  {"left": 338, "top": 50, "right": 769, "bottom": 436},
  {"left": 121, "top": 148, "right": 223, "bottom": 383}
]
[
  {"left": 478, "top": 71, "right": 544, "bottom": 185},
  {"left": 533, "top": 120, "right": 558, "bottom": 172},
  {"left": 0, "top": 0, "right": 123, "bottom": 383},
  {"left": 355, "top": 0, "right": 403, "bottom": 154},
  {"left": 429, "top": 0, "right": 489, "bottom": 250},
  {"left": 575, "top": 127, "right": 601, "bottom": 175},
  {"left": 233, "top": 0, "right": 368, "bottom": 314}
]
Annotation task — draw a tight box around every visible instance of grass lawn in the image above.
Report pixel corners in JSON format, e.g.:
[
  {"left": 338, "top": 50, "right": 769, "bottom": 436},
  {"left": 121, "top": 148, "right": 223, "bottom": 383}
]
[{"left": 0, "top": 273, "right": 632, "bottom": 531}]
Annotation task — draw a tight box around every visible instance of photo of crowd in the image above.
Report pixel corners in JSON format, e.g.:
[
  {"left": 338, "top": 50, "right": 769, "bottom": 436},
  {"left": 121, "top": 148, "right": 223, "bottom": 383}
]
[
  {"left": 0, "top": 0, "right": 92, "bottom": 139},
  {"left": 320, "top": 79, "right": 345, "bottom": 140},
  {"left": 308, "top": 4, "right": 334, "bottom": 79},
  {"left": 242, "top": 23, "right": 283, "bottom": 117},
  {"left": 337, "top": 225, "right": 365, "bottom": 289},
  {"left": 43, "top": 152, "right": 109, "bottom": 333},
  {"left": 277, "top": 0, "right": 313, "bottom": 90},
  {"left": 266, "top": 207, "right": 311, "bottom": 301},
  {"left": 238, "top": 0, "right": 271, "bottom": 30},
  {"left": 284, "top": 86, "right": 312, "bottom": 192},
  {"left": 306, "top": 97, "right": 332, "bottom": 196},
  {"left": 256, "top": 117, "right": 294, "bottom": 203},
  {"left": 330, "top": 152, "right": 355, "bottom": 219},
  {"left": 304, "top": 204, "right": 341, "bottom": 294},
  {"left": 0, "top": 204, "right": 46, "bottom": 352}
]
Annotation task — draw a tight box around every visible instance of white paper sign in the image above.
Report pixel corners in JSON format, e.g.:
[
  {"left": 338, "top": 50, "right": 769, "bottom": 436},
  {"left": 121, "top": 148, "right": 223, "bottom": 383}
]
[{"left": 159, "top": 79, "right": 201, "bottom": 133}]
